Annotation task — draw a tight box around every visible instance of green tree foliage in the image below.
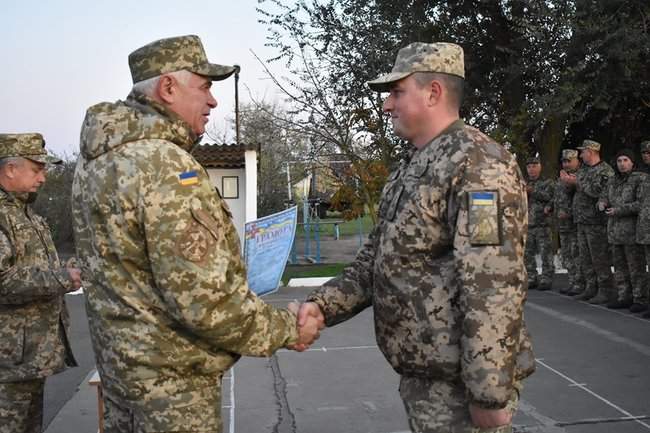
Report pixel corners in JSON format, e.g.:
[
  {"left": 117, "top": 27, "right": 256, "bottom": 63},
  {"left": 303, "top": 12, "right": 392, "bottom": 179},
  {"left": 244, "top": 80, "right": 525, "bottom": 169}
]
[{"left": 259, "top": 0, "right": 650, "bottom": 179}]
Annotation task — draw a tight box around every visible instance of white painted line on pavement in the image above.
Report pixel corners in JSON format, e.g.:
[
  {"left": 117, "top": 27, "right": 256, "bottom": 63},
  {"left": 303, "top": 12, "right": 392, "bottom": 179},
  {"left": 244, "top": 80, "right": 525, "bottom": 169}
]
[
  {"left": 229, "top": 367, "right": 235, "bottom": 433},
  {"left": 536, "top": 359, "right": 650, "bottom": 430},
  {"left": 278, "top": 345, "right": 378, "bottom": 353},
  {"left": 287, "top": 277, "right": 334, "bottom": 286},
  {"left": 527, "top": 301, "right": 650, "bottom": 357}
]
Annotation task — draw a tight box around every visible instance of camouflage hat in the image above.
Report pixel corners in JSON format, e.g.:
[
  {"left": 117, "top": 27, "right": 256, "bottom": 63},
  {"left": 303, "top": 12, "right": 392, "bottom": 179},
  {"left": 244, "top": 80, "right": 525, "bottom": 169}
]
[
  {"left": 561, "top": 149, "right": 579, "bottom": 160},
  {"left": 0, "top": 133, "right": 62, "bottom": 165},
  {"left": 129, "top": 35, "right": 237, "bottom": 84},
  {"left": 526, "top": 155, "right": 540, "bottom": 165},
  {"left": 640, "top": 140, "right": 650, "bottom": 153},
  {"left": 367, "top": 42, "right": 464, "bottom": 92},
  {"left": 577, "top": 139, "right": 601, "bottom": 152}
]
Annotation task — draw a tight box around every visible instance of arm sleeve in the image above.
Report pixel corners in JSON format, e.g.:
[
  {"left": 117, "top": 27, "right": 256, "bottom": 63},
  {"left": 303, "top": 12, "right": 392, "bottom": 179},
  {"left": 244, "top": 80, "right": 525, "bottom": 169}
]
[
  {"left": 582, "top": 166, "right": 611, "bottom": 199},
  {"left": 140, "top": 152, "right": 298, "bottom": 357},
  {"left": 453, "top": 156, "right": 527, "bottom": 409},
  {"left": 616, "top": 174, "right": 645, "bottom": 216},
  {"left": 306, "top": 225, "right": 377, "bottom": 326},
  {"left": 531, "top": 179, "right": 554, "bottom": 203},
  {"left": 0, "top": 228, "right": 71, "bottom": 305}
]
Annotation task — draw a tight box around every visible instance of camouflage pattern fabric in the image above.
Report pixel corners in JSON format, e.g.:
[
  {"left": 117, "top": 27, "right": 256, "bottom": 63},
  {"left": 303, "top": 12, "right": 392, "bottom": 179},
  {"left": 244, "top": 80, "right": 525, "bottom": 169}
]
[
  {"left": 552, "top": 177, "right": 577, "bottom": 233},
  {"left": 559, "top": 232, "right": 584, "bottom": 294},
  {"left": 72, "top": 91, "right": 299, "bottom": 431},
  {"left": 129, "top": 35, "right": 236, "bottom": 84},
  {"left": 572, "top": 161, "right": 614, "bottom": 226},
  {"left": 0, "top": 133, "right": 61, "bottom": 164},
  {"left": 637, "top": 174, "right": 650, "bottom": 245},
  {"left": 526, "top": 178, "right": 553, "bottom": 228},
  {"left": 612, "top": 244, "right": 647, "bottom": 304},
  {"left": 308, "top": 120, "right": 535, "bottom": 412},
  {"left": 603, "top": 171, "right": 646, "bottom": 245},
  {"left": 0, "top": 378, "right": 45, "bottom": 433},
  {"left": 399, "top": 376, "right": 520, "bottom": 433},
  {"left": 368, "top": 42, "right": 464, "bottom": 91},
  {"left": 524, "top": 226, "right": 554, "bottom": 288},
  {"left": 576, "top": 224, "right": 614, "bottom": 301},
  {"left": 0, "top": 188, "right": 76, "bottom": 384}
]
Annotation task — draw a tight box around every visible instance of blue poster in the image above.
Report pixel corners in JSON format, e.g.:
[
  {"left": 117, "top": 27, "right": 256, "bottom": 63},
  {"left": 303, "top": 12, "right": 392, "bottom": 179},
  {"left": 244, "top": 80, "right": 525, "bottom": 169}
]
[{"left": 244, "top": 206, "right": 297, "bottom": 296}]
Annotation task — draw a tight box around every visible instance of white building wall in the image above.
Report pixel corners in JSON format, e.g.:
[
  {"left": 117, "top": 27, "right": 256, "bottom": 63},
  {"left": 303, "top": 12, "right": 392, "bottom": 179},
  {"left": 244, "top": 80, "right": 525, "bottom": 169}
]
[{"left": 207, "top": 168, "right": 246, "bottom": 242}]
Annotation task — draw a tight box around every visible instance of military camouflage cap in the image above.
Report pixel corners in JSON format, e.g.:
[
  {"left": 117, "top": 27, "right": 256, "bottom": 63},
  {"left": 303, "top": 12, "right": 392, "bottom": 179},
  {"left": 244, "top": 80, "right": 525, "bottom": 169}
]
[
  {"left": 640, "top": 140, "right": 650, "bottom": 153},
  {"left": 129, "top": 35, "right": 237, "bottom": 84},
  {"left": 526, "top": 155, "right": 540, "bottom": 164},
  {"left": 0, "top": 133, "right": 62, "bottom": 164},
  {"left": 561, "top": 149, "right": 579, "bottom": 160},
  {"left": 367, "top": 42, "right": 464, "bottom": 91},
  {"left": 577, "top": 139, "right": 601, "bottom": 152}
]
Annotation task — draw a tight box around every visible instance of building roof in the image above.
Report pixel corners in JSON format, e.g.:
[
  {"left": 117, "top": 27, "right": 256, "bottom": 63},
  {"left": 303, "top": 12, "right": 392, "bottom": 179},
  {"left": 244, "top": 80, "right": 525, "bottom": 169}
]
[{"left": 192, "top": 143, "right": 260, "bottom": 169}]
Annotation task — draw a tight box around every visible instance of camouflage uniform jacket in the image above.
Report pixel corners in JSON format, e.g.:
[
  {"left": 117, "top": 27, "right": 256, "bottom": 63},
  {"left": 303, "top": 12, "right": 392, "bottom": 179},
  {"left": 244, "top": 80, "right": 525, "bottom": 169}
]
[
  {"left": 572, "top": 161, "right": 614, "bottom": 225},
  {"left": 603, "top": 171, "right": 646, "bottom": 245},
  {"left": 308, "top": 120, "right": 535, "bottom": 409},
  {"left": 526, "top": 177, "right": 553, "bottom": 227},
  {"left": 637, "top": 174, "right": 650, "bottom": 244},
  {"left": 0, "top": 188, "right": 76, "bottom": 382},
  {"left": 71, "top": 91, "right": 298, "bottom": 401},
  {"left": 552, "top": 177, "right": 577, "bottom": 233}
]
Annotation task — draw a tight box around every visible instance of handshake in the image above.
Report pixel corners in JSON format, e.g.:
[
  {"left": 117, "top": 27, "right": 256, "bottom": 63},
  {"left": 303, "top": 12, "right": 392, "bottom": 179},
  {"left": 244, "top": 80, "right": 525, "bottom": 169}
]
[{"left": 287, "top": 302, "right": 326, "bottom": 352}]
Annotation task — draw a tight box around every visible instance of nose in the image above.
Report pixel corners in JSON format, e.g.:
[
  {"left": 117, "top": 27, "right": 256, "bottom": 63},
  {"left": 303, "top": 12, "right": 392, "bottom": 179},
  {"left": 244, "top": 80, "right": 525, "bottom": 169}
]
[
  {"left": 382, "top": 94, "right": 393, "bottom": 113},
  {"left": 207, "top": 90, "right": 217, "bottom": 109}
]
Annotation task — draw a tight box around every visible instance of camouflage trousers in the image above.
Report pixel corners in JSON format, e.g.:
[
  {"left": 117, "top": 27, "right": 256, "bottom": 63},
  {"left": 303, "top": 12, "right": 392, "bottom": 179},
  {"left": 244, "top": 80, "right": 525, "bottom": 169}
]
[
  {"left": 0, "top": 378, "right": 45, "bottom": 433},
  {"left": 559, "top": 231, "right": 584, "bottom": 293},
  {"left": 103, "top": 379, "right": 222, "bottom": 433},
  {"left": 524, "top": 226, "right": 554, "bottom": 287},
  {"left": 399, "top": 376, "right": 520, "bottom": 433},
  {"left": 612, "top": 244, "right": 648, "bottom": 304},
  {"left": 577, "top": 224, "right": 614, "bottom": 299}
]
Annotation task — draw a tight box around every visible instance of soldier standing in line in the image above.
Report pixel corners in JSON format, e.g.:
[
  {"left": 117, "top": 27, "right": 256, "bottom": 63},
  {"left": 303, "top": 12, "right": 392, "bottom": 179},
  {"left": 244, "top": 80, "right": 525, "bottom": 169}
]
[
  {"left": 636, "top": 140, "right": 650, "bottom": 319},
  {"left": 567, "top": 140, "right": 615, "bottom": 304},
  {"left": 0, "top": 133, "right": 81, "bottom": 433},
  {"left": 524, "top": 155, "right": 554, "bottom": 291},
  {"left": 296, "top": 42, "right": 535, "bottom": 433},
  {"left": 598, "top": 149, "right": 647, "bottom": 312},
  {"left": 548, "top": 149, "right": 584, "bottom": 295},
  {"left": 71, "top": 35, "right": 322, "bottom": 432}
]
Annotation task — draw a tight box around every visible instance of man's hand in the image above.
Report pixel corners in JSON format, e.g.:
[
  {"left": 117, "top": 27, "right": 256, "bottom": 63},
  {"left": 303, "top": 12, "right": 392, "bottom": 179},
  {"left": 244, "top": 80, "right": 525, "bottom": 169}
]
[
  {"left": 526, "top": 184, "right": 533, "bottom": 195},
  {"left": 469, "top": 404, "right": 512, "bottom": 429},
  {"left": 558, "top": 211, "right": 569, "bottom": 220},
  {"left": 559, "top": 170, "right": 576, "bottom": 185},
  {"left": 543, "top": 205, "right": 552, "bottom": 216},
  {"left": 605, "top": 207, "right": 616, "bottom": 216},
  {"left": 66, "top": 267, "right": 82, "bottom": 291},
  {"left": 597, "top": 200, "right": 608, "bottom": 212},
  {"left": 286, "top": 302, "right": 325, "bottom": 352}
]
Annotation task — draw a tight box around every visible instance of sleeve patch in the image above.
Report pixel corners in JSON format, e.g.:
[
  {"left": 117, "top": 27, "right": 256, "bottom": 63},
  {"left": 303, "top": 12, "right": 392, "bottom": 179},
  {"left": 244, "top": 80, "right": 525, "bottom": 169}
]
[
  {"left": 177, "top": 219, "right": 215, "bottom": 262},
  {"left": 468, "top": 191, "right": 501, "bottom": 245}
]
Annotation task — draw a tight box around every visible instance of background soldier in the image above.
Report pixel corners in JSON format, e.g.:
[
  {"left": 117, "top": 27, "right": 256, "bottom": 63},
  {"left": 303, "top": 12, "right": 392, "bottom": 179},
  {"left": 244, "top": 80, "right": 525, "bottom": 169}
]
[
  {"left": 551, "top": 149, "right": 584, "bottom": 295},
  {"left": 0, "top": 133, "right": 81, "bottom": 433},
  {"left": 569, "top": 140, "right": 615, "bottom": 304},
  {"left": 71, "top": 35, "right": 322, "bottom": 432},
  {"left": 297, "top": 42, "right": 534, "bottom": 433},
  {"left": 598, "top": 149, "right": 647, "bottom": 311},
  {"left": 639, "top": 140, "right": 650, "bottom": 174},
  {"left": 636, "top": 141, "right": 650, "bottom": 318},
  {"left": 524, "top": 156, "right": 554, "bottom": 291}
]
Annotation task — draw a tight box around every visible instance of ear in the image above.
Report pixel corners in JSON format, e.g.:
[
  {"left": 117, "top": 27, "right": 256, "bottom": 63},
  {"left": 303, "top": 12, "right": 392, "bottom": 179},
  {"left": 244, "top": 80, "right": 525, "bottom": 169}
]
[
  {"left": 156, "top": 75, "right": 176, "bottom": 104},
  {"left": 427, "top": 80, "right": 443, "bottom": 107}
]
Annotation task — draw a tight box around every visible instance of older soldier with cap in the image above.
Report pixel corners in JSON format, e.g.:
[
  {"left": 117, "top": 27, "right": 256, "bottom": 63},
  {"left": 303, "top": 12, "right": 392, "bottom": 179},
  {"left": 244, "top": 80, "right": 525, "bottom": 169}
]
[
  {"left": 567, "top": 139, "right": 615, "bottom": 304},
  {"left": 71, "top": 35, "right": 322, "bottom": 432},
  {"left": 551, "top": 149, "right": 584, "bottom": 295},
  {"left": 524, "top": 155, "right": 554, "bottom": 291},
  {"left": 296, "top": 42, "right": 535, "bottom": 433},
  {"left": 0, "top": 133, "right": 81, "bottom": 433}
]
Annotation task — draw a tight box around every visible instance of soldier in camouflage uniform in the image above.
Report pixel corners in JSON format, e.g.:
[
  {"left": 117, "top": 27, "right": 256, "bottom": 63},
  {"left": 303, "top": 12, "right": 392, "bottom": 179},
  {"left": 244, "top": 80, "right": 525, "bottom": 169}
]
[
  {"left": 637, "top": 141, "right": 650, "bottom": 318},
  {"left": 297, "top": 42, "right": 535, "bottom": 433},
  {"left": 0, "top": 134, "right": 81, "bottom": 433},
  {"left": 71, "top": 35, "right": 322, "bottom": 433},
  {"left": 548, "top": 149, "right": 584, "bottom": 295},
  {"left": 524, "top": 156, "right": 554, "bottom": 291},
  {"left": 568, "top": 140, "right": 615, "bottom": 304},
  {"left": 598, "top": 149, "right": 647, "bottom": 311}
]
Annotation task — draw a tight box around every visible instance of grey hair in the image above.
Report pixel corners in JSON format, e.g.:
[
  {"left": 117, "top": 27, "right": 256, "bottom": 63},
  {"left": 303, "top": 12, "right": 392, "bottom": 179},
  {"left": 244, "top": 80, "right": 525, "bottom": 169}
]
[
  {"left": 0, "top": 157, "right": 25, "bottom": 170},
  {"left": 132, "top": 69, "right": 194, "bottom": 96}
]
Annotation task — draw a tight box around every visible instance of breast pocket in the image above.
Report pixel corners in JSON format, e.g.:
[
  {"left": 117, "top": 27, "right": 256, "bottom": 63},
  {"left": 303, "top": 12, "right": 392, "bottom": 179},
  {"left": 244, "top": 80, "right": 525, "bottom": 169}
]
[{"left": 379, "top": 170, "right": 403, "bottom": 222}]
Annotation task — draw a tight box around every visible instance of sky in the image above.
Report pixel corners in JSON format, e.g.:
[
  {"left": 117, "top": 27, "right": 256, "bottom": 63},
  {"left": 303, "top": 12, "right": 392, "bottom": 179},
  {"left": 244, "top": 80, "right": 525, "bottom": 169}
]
[{"left": 0, "top": 0, "right": 290, "bottom": 157}]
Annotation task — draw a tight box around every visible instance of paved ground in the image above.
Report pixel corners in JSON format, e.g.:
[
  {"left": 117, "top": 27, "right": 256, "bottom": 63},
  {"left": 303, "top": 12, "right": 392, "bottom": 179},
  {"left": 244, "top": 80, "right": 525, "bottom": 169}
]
[{"left": 44, "top": 271, "right": 650, "bottom": 433}]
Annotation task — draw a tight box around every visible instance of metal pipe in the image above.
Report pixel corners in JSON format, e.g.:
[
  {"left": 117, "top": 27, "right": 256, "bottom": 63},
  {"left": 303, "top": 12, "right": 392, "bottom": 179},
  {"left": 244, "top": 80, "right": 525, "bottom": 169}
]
[{"left": 234, "top": 64, "right": 240, "bottom": 145}]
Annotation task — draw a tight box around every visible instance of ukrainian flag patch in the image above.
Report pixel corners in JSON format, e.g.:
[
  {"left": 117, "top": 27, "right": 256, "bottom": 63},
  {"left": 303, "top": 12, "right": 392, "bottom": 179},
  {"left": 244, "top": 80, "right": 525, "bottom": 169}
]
[
  {"left": 179, "top": 170, "right": 199, "bottom": 186},
  {"left": 470, "top": 191, "right": 495, "bottom": 206}
]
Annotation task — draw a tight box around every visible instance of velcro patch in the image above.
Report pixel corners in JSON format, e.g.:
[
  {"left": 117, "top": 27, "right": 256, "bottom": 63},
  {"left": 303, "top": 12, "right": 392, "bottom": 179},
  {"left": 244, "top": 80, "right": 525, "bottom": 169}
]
[
  {"left": 468, "top": 191, "right": 500, "bottom": 245},
  {"left": 179, "top": 170, "right": 199, "bottom": 186},
  {"left": 177, "top": 220, "right": 215, "bottom": 262}
]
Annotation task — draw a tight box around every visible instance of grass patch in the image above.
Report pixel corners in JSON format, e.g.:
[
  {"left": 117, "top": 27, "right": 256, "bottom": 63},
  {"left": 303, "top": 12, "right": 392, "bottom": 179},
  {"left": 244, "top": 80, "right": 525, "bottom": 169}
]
[
  {"left": 294, "top": 215, "right": 374, "bottom": 239},
  {"left": 282, "top": 263, "right": 347, "bottom": 285}
]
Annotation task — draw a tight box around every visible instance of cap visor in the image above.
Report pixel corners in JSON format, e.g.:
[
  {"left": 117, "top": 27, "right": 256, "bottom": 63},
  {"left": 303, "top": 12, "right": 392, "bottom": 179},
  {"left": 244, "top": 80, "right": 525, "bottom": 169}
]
[
  {"left": 195, "top": 63, "right": 237, "bottom": 81},
  {"left": 26, "top": 155, "right": 62, "bottom": 165},
  {"left": 367, "top": 71, "right": 413, "bottom": 92}
]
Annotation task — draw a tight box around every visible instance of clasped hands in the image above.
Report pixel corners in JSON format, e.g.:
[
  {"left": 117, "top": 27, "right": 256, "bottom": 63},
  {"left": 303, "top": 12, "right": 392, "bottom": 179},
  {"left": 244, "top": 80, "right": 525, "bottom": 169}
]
[{"left": 287, "top": 301, "right": 325, "bottom": 352}]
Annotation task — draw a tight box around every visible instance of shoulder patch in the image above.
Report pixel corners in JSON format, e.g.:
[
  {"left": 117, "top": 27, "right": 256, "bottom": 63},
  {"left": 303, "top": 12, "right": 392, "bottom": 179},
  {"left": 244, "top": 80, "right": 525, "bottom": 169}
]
[
  {"left": 468, "top": 191, "right": 501, "bottom": 245},
  {"left": 177, "top": 219, "right": 215, "bottom": 262},
  {"left": 178, "top": 170, "right": 199, "bottom": 186}
]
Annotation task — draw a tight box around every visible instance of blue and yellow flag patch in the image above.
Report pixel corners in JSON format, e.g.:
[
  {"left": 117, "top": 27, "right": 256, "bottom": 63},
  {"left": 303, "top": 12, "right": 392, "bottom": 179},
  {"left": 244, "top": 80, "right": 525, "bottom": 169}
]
[
  {"left": 178, "top": 170, "right": 199, "bottom": 186},
  {"left": 470, "top": 191, "right": 495, "bottom": 206}
]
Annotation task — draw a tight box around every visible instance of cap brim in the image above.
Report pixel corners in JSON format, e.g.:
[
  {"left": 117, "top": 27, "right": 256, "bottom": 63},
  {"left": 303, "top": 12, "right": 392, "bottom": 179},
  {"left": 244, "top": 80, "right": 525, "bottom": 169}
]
[
  {"left": 194, "top": 63, "right": 237, "bottom": 81},
  {"left": 367, "top": 71, "right": 413, "bottom": 92},
  {"left": 25, "top": 155, "right": 62, "bottom": 165}
]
